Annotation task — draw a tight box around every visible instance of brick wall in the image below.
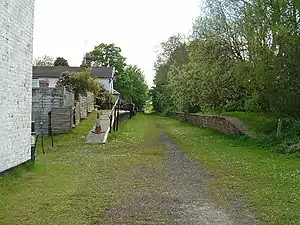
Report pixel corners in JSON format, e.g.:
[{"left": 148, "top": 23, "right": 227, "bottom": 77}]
[
  {"left": 170, "top": 112, "right": 246, "bottom": 136},
  {"left": 0, "top": 0, "right": 35, "bottom": 172}
]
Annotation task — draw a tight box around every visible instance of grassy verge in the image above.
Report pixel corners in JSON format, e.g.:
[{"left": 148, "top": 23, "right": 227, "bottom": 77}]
[
  {"left": 0, "top": 113, "right": 164, "bottom": 225},
  {"left": 218, "top": 111, "right": 278, "bottom": 135},
  {"left": 154, "top": 115, "right": 300, "bottom": 225}
]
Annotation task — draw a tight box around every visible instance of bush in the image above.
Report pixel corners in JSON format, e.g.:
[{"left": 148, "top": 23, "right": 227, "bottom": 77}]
[{"left": 56, "top": 68, "right": 101, "bottom": 96}]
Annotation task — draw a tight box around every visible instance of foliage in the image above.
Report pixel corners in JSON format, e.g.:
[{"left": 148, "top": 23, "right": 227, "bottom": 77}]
[
  {"left": 54, "top": 57, "right": 69, "bottom": 66},
  {"left": 90, "top": 43, "right": 126, "bottom": 91},
  {"left": 151, "top": 0, "right": 300, "bottom": 119},
  {"left": 33, "top": 55, "right": 54, "bottom": 66},
  {"left": 117, "top": 65, "right": 148, "bottom": 110},
  {"left": 90, "top": 43, "right": 148, "bottom": 109},
  {"left": 56, "top": 68, "right": 101, "bottom": 96}
]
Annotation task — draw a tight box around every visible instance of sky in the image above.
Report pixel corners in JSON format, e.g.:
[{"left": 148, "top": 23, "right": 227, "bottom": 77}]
[{"left": 33, "top": 0, "right": 201, "bottom": 87}]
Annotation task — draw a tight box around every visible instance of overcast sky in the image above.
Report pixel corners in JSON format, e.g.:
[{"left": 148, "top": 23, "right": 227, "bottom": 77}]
[{"left": 33, "top": 0, "right": 201, "bottom": 86}]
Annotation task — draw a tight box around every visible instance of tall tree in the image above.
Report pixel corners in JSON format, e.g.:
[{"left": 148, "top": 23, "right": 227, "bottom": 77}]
[
  {"left": 118, "top": 65, "right": 148, "bottom": 110},
  {"left": 54, "top": 57, "right": 69, "bottom": 66},
  {"left": 34, "top": 55, "right": 54, "bottom": 66},
  {"left": 90, "top": 43, "right": 126, "bottom": 91}
]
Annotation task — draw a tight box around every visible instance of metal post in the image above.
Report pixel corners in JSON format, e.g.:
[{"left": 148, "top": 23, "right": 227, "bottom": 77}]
[
  {"left": 116, "top": 99, "right": 120, "bottom": 131},
  {"left": 50, "top": 125, "right": 54, "bottom": 147},
  {"left": 31, "top": 121, "right": 36, "bottom": 162},
  {"left": 109, "top": 114, "right": 112, "bottom": 133},
  {"left": 40, "top": 122, "right": 45, "bottom": 154},
  {"left": 113, "top": 104, "right": 117, "bottom": 132}
]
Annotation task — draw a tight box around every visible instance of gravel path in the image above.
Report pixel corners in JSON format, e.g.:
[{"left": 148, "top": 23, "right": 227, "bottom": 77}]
[{"left": 106, "top": 123, "right": 260, "bottom": 225}]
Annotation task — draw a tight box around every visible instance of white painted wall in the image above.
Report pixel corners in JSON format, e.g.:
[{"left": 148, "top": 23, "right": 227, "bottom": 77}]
[
  {"left": 0, "top": 0, "right": 35, "bottom": 173},
  {"left": 32, "top": 78, "right": 58, "bottom": 88},
  {"left": 98, "top": 78, "right": 113, "bottom": 93}
]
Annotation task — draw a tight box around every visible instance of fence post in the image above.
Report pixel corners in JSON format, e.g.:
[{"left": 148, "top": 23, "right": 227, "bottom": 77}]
[
  {"left": 40, "top": 122, "right": 45, "bottom": 154},
  {"left": 116, "top": 99, "right": 120, "bottom": 131},
  {"left": 113, "top": 104, "right": 116, "bottom": 132},
  {"left": 109, "top": 114, "right": 112, "bottom": 133},
  {"left": 31, "top": 121, "right": 37, "bottom": 162}
]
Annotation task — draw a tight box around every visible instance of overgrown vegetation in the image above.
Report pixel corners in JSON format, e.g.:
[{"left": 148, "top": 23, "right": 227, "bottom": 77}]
[
  {"left": 155, "top": 115, "right": 300, "bottom": 225},
  {"left": 151, "top": 0, "right": 299, "bottom": 115},
  {"left": 150, "top": 0, "right": 300, "bottom": 152}
]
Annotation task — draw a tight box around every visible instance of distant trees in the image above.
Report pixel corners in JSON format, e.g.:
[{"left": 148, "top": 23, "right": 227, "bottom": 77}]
[
  {"left": 90, "top": 43, "right": 148, "bottom": 109},
  {"left": 117, "top": 65, "right": 148, "bottom": 109},
  {"left": 151, "top": 0, "right": 300, "bottom": 118},
  {"left": 33, "top": 55, "right": 54, "bottom": 66},
  {"left": 54, "top": 57, "right": 69, "bottom": 66},
  {"left": 90, "top": 43, "right": 126, "bottom": 91},
  {"left": 34, "top": 56, "right": 70, "bottom": 67}
]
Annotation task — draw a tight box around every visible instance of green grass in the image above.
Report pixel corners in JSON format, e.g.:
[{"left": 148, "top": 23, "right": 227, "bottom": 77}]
[
  {"left": 154, "top": 115, "right": 300, "bottom": 225},
  {"left": 0, "top": 113, "right": 164, "bottom": 225},
  {"left": 198, "top": 111, "right": 278, "bottom": 135},
  {"left": 219, "top": 111, "right": 278, "bottom": 135}
]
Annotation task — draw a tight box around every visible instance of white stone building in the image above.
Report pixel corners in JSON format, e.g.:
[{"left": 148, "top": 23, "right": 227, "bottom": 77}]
[
  {"left": 0, "top": 1, "right": 35, "bottom": 173},
  {"left": 32, "top": 66, "right": 115, "bottom": 93}
]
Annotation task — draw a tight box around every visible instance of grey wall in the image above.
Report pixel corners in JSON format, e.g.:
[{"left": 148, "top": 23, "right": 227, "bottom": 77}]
[{"left": 32, "top": 87, "right": 74, "bottom": 135}]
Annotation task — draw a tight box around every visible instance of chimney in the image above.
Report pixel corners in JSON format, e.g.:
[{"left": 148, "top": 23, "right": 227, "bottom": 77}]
[
  {"left": 80, "top": 53, "right": 92, "bottom": 68},
  {"left": 85, "top": 53, "right": 92, "bottom": 67}
]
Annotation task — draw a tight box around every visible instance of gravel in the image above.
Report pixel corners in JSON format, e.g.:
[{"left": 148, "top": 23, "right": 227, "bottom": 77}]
[{"left": 106, "top": 123, "right": 260, "bottom": 225}]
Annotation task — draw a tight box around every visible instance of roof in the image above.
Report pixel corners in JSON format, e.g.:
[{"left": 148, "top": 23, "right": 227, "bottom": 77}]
[{"left": 33, "top": 66, "right": 114, "bottom": 79}]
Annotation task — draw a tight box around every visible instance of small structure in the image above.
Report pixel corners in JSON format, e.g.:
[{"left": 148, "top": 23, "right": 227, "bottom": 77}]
[{"left": 32, "top": 87, "right": 75, "bottom": 135}]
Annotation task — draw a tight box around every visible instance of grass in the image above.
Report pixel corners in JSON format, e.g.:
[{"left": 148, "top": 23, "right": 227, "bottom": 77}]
[
  {"left": 2, "top": 111, "right": 300, "bottom": 224},
  {"left": 198, "top": 111, "right": 278, "bottom": 135},
  {"left": 219, "top": 111, "right": 278, "bottom": 135},
  {"left": 0, "top": 112, "right": 165, "bottom": 225},
  {"left": 154, "top": 115, "right": 300, "bottom": 225}
]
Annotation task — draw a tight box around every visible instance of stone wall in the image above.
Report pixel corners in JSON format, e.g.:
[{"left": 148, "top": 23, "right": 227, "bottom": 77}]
[
  {"left": 79, "top": 94, "right": 88, "bottom": 119},
  {"left": 32, "top": 87, "right": 74, "bottom": 135},
  {"left": 170, "top": 112, "right": 246, "bottom": 136},
  {"left": 74, "top": 101, "right": 81, "bottom": 126},
  {"left": 87, "top": 92, "right": 94, "bottom": 113},
  {"left": 0, "top": 0, "right": 35, "bottom": 173}
]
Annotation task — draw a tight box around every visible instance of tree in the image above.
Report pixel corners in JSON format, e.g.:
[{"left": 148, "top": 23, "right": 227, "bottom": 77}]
[
  {"left": 151, "top": 34, "right": 189, "bottom": 113},
  {"left": 151, "top": 0, "right": 300, "bottom": 118},
  {"left": 56, "top": 68, "right": 101, "bottom": 97},
  {"left": 34, "top": 55, "right": 54, "bottom": 66},
  {"left": 54, "top": 57, "right": 69, "bottom": 66},
  {"left": 117, "top": 65, "right": 148, "bottom": 110},
  {"left": 90, "top": 43, "right": 126, "bottom": 91}
]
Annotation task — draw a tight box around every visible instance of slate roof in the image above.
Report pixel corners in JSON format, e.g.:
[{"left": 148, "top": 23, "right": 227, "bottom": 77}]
[{"left": 33, "top": 66, "right": 114, "bottom": 79}]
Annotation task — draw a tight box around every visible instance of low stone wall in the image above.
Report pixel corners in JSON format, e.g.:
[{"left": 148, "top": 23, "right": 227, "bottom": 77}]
[
  {"left": 87, "top": 92, "right": 94, "bottom": 113},
  {"left": 74, "top": 101, "right": 81, "bottom": 126},
  {"left": 169, "top": 112, "right": 247, "bottom": 136},
  {"left": 79, "top": 94, "right": 88, "bottom": 119}
]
